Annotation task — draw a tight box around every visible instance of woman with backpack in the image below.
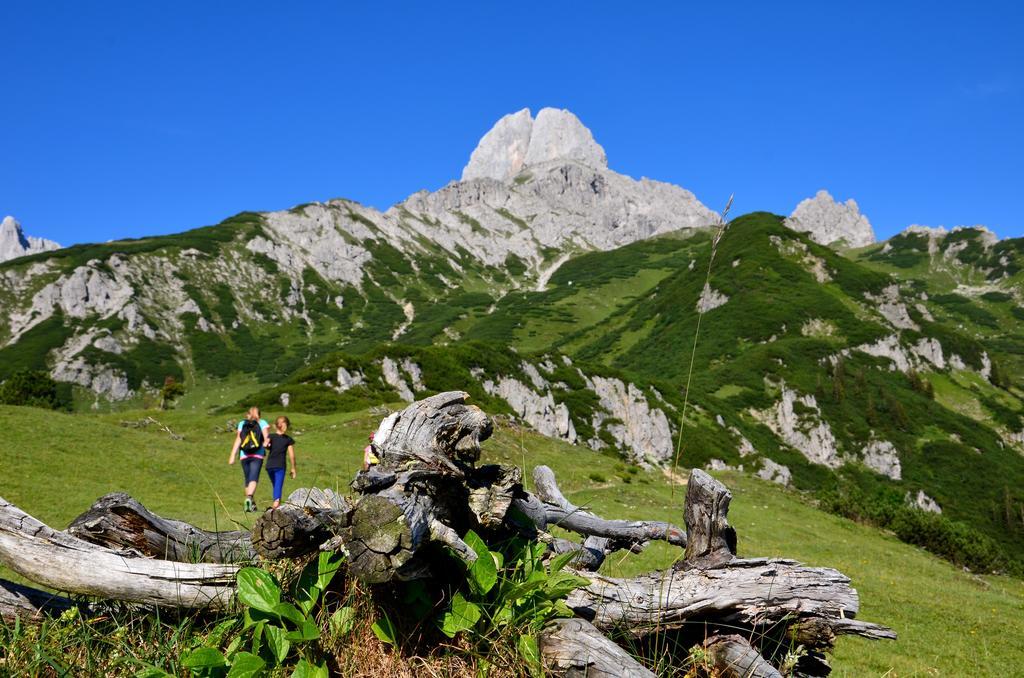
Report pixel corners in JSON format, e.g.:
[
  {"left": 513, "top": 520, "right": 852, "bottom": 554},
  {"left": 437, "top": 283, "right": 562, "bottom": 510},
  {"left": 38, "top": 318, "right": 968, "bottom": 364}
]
[{"left": 228, "top": 406, "right": 270, "bottom": 512}]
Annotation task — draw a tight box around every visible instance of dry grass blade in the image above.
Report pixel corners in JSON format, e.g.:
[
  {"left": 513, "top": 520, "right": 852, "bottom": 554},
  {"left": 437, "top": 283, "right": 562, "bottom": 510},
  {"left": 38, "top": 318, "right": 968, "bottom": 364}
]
[{"left": 670, "top": 194, "right": 733, "bottom": 498}]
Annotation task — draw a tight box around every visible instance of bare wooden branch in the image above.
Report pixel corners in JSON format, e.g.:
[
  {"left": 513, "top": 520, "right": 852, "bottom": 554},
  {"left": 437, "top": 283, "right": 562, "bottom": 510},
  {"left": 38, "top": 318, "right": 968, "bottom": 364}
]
[
  {"left": 681, "top": 469, "right": 736, "bottom": 569},
  {"left": 704, "top": 634, "right": 782, "bottom": 678},
  {"left": 529, "top": 465, "right": 687, "bottom": 549},
  {"left": 539, "top": 617, "right": 655, "bottom": 678},
  {"left": 0, "top": 496, "right": 237, "bottom": 609},
  {"left": 68, "top": 493, "right": 254, "bottom": 564}
]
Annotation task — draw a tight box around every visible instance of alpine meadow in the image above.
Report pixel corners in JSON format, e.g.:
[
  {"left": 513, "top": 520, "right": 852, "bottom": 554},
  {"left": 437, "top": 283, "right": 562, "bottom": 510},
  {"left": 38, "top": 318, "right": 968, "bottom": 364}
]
[{"left": 2, "top": 106, "right": 1024, "bottom": 677}]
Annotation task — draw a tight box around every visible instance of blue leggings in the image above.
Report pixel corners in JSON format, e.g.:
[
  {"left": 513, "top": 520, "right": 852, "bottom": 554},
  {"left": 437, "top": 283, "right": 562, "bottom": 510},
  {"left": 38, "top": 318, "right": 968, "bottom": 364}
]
[{"left": 266, "top": 467, "right": 286, "bottom": 502}]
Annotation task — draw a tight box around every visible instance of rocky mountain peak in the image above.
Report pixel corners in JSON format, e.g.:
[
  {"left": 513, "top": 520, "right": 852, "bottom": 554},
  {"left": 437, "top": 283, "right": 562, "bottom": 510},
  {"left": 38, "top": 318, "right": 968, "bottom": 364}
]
[
  {"left": 785, "top": 190, "right": 876, "bottom": 249},
  {"left": 0, "top": 215, "right": 61, "bottom": 263},
  {"left": 461, "top": 107, "right": 607, "bottom": 182}
]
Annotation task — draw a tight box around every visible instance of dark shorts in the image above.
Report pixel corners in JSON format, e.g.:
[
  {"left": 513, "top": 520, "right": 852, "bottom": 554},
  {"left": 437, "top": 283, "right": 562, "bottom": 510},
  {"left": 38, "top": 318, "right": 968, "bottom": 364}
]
[{"left": 241, "top": 457, "right": 263, "bottom": 484}]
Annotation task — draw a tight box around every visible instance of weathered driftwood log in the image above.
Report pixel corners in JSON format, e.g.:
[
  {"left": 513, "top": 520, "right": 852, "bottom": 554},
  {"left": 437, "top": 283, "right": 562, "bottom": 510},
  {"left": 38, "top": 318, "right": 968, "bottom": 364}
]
[
  {"left": 565, "top": 469, "right": 894, "bottom": 675},
  {"left": 68, "top": 492, "right": 254, "bottom": 563},
  {"left": 539, "top": 617, "right": 655, "bottom": 678},
  {"left": 0, "top": 578, "right": 80, "bottom": 622},
  {"left": 338, "top": 392, "right": 508, "bottom": 583},
  {"left": 251, "top": 488, "right": 352, "bottom": 560},
  {"left": 703, "top": 635, "right": 782, "bottom": 678},
  {"left": 0, "top": 496, "right": 237, "bottom": 609}
]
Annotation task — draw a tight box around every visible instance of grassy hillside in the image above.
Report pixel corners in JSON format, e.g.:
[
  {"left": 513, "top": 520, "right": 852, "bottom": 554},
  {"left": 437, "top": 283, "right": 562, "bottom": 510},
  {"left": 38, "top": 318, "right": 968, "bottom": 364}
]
[{"left": 3, "top": 403, "right": 1024, "bottom": 676}]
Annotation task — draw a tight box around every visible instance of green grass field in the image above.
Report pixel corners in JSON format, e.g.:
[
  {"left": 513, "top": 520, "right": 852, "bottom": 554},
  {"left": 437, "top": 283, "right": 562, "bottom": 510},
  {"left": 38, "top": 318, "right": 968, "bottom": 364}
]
[{"left": 3, "top": 403, "right": 1024, "bottom": 676}]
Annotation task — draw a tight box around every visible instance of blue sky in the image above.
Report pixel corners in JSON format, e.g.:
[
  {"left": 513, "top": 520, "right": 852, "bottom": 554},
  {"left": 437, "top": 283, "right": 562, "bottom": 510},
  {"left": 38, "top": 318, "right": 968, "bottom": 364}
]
[{"left": 2, "top": 2, "right": 1021, "bottom": 245}]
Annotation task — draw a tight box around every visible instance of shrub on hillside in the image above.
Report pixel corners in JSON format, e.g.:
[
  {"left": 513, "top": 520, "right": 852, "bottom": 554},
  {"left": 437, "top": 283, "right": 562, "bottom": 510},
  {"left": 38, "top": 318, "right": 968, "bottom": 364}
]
[
  {"left": 817, "top": 482, "right": 1023, "bottom": 576},
  {"left": 0, "top": 370, "right": 71, "bottom": 410}
]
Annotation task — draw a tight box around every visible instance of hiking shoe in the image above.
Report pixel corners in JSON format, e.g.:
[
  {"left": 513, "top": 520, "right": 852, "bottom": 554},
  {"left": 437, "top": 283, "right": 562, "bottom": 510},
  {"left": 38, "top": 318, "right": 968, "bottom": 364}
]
[{"left": 244, "top": 497, "right": 254, "bottom": 513}]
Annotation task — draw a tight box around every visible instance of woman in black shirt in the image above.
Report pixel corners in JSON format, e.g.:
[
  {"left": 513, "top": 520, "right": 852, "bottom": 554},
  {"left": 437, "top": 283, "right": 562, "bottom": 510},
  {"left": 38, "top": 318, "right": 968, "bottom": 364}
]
[{"left": 266, "top": 416, "right": 297, "bottom": 509}]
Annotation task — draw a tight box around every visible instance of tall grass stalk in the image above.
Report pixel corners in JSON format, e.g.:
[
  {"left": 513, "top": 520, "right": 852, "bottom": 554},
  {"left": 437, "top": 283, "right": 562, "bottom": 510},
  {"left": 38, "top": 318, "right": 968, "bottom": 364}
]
[{"left": 670, "top": 195, "right": 733, "bottom": 497}]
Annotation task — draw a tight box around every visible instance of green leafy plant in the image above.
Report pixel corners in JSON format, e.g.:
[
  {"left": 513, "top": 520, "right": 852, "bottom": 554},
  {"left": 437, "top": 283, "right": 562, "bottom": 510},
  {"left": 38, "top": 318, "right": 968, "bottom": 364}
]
[
  {"left": 179, "top": 551, "right": 345, "bottom": 677},
  {"left": 436, "top": 531, "right": 589, "bottom": 675}
]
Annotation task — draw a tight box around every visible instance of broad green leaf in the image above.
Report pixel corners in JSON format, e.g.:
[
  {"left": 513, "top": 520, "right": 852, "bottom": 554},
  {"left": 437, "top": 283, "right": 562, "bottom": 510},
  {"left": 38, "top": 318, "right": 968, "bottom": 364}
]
[
  {"left": 549, "top": 549, "right": 578, "bottom": 574},
  {"left": 225, "top": 635, "right": 242, "bottom": 657},
  {"left": 205, "top": 618, "right": 238, "bottom": 648},
  {"left": 518, "top": 634, "right": 543, "bottom": 678},
  {"left": 329, "top": 606, "right": 356, "bottom": 638},
  {"left": 464, "top": 530, "right": 497, "bottom": 596},
  {"left": 249, "top": 620, "right": 266, "bottom": 656},
  {"left": 293, "top": 559, "right": 320, "bottom": 616},
  {"left": 372, "top": 612, "right": 399, "bottom": 645},
  {"left": 317, "top": 551, "right": 343, "bottom": 591},
  {"left": 291, "top": 659, "right": 329, "bottom": 678},
  {"left": 225, "top": 651, "right": 265, "bottom": 678},
  {"left": 283, "top": 619, "right": 320, "bottom": 642},
  {"left": 236, "top": 568, "right": 281, "bottom": 614},
  {"left": 272, "top": 602, "right": 306, "bottom": 626},
  {"left": 440, "top": 592, "right": 481, "bottom": 638},
  {"left": 262, "top": 624, "right": 291, "bottom": 665},
  {"left": 182, "top": 647, "right": 228, "bottom": 669}
]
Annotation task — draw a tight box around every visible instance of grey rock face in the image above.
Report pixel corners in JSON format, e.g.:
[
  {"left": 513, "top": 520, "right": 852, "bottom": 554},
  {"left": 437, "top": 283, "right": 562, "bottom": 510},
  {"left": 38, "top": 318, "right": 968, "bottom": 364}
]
[
  {"left": 0, "top": 216, "right": 60, "bottom": 263},
  {"left": 907, "top": 490, "right": 942, "bottom": 514},
  {"left": 756, "top": 458, "right": 792, "bottom": 486},
  {"left": 584, "top": 375, "right": 673, "bottom": 465},
  {"left": 786, "top": 190, "right": 876, "bottom": 248},
  {"left": 753, "top": 381, "right": 842, "bottom": 469},
  {"left": 861, "top": 439, "right": 902, "bottom": 480},
  {"left": 461, "top": 108, "right": 534, "bottom": 182},
  {"left": 461, "top": 108, "right": 607, "bottom": 182},
  {"left": 482, "top": 376, "right": 577, "bottom": 443}
]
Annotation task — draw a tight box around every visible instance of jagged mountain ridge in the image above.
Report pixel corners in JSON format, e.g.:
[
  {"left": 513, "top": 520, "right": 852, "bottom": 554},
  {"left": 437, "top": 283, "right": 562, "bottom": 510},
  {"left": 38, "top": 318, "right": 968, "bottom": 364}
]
[{"left": 0, "top": 110, "right": 717, "bottom": 401}]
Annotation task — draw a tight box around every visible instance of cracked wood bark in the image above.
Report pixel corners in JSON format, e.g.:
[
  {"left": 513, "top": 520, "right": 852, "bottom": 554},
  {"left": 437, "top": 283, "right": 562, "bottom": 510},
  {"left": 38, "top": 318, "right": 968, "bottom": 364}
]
[
  {"left": 0, "top": 496, "right": 237, "bottom": 609},
  {"left": 251, "top": 488, "right": 352, "bottom": 560},
  {"left": 539, "top": 617, "right": 655, "bottom": 678},
  {"left": 681, "top": 469, "right": 736, "bottom": 569},
  {"left": 703, "top": 634, "right": 782, "bottom": 678},
  {"left": 68, "top": 493, "right": 254, "bottom": 564},
  {"left": 340, "top": 392, "right": 502, "bottom": 583}
]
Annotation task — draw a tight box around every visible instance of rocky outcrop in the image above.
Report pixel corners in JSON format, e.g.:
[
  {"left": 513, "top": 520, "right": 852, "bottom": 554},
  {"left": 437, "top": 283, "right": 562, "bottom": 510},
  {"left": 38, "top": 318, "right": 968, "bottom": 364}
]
[
  {"left": 0, "top": 216, "right": 60, "bottom": 263},
  {"left": 380, "top": 357, "right": 417, "bottom": 402},
  {"left": 786, "top": 190, "right": 875, "bottom": 248},
  {"left": 756, "top": 458, "right": 792, "bottom": 486},
  {"left": 481, "top": 376, "right": 577, "bottom": 443},
  {"left": 753, "top": 382, "right": 842, "bottom": 468},
  {"left": 584, "top": 375, "right": 673, "bottom": 465},
  {"left": 462, "top": 108, "right": 606, "bottom": 182},
  {"left": 861, "top": 439, "right": 902, "bottom": 480},
  {"left": 907, "top": 490, "right": 942, "bottom": 514},
  {"left": 696, "top": 284, "right": 728, "bottom": 313}
]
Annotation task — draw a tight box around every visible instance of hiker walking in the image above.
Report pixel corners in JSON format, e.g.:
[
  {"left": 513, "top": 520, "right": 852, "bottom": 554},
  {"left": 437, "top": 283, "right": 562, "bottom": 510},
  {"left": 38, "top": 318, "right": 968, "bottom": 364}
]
[
  {"left": 228, "top": 406, "right": 270, "bottom": 512},
  {"left": 266, "top": 416, "right": 297, "bottom": 509}
]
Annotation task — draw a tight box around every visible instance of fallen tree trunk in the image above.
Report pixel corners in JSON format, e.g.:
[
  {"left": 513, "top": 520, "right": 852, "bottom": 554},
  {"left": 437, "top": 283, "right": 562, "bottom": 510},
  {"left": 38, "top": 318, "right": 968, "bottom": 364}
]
[
  {"left": 0, "top": 496, "right": 237, "bottom": 609},
  {"left": 251, "top": 488, "right": 352, "bottom": 560},
  {"left": 68, "top": 492, "right": 254, "bottom": 563},
  {"left": 539, "top": 617, "right": 655, "bottom": 677},
  {"left": 565, "top": 470, "right": 894, "bottom": 675}
]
